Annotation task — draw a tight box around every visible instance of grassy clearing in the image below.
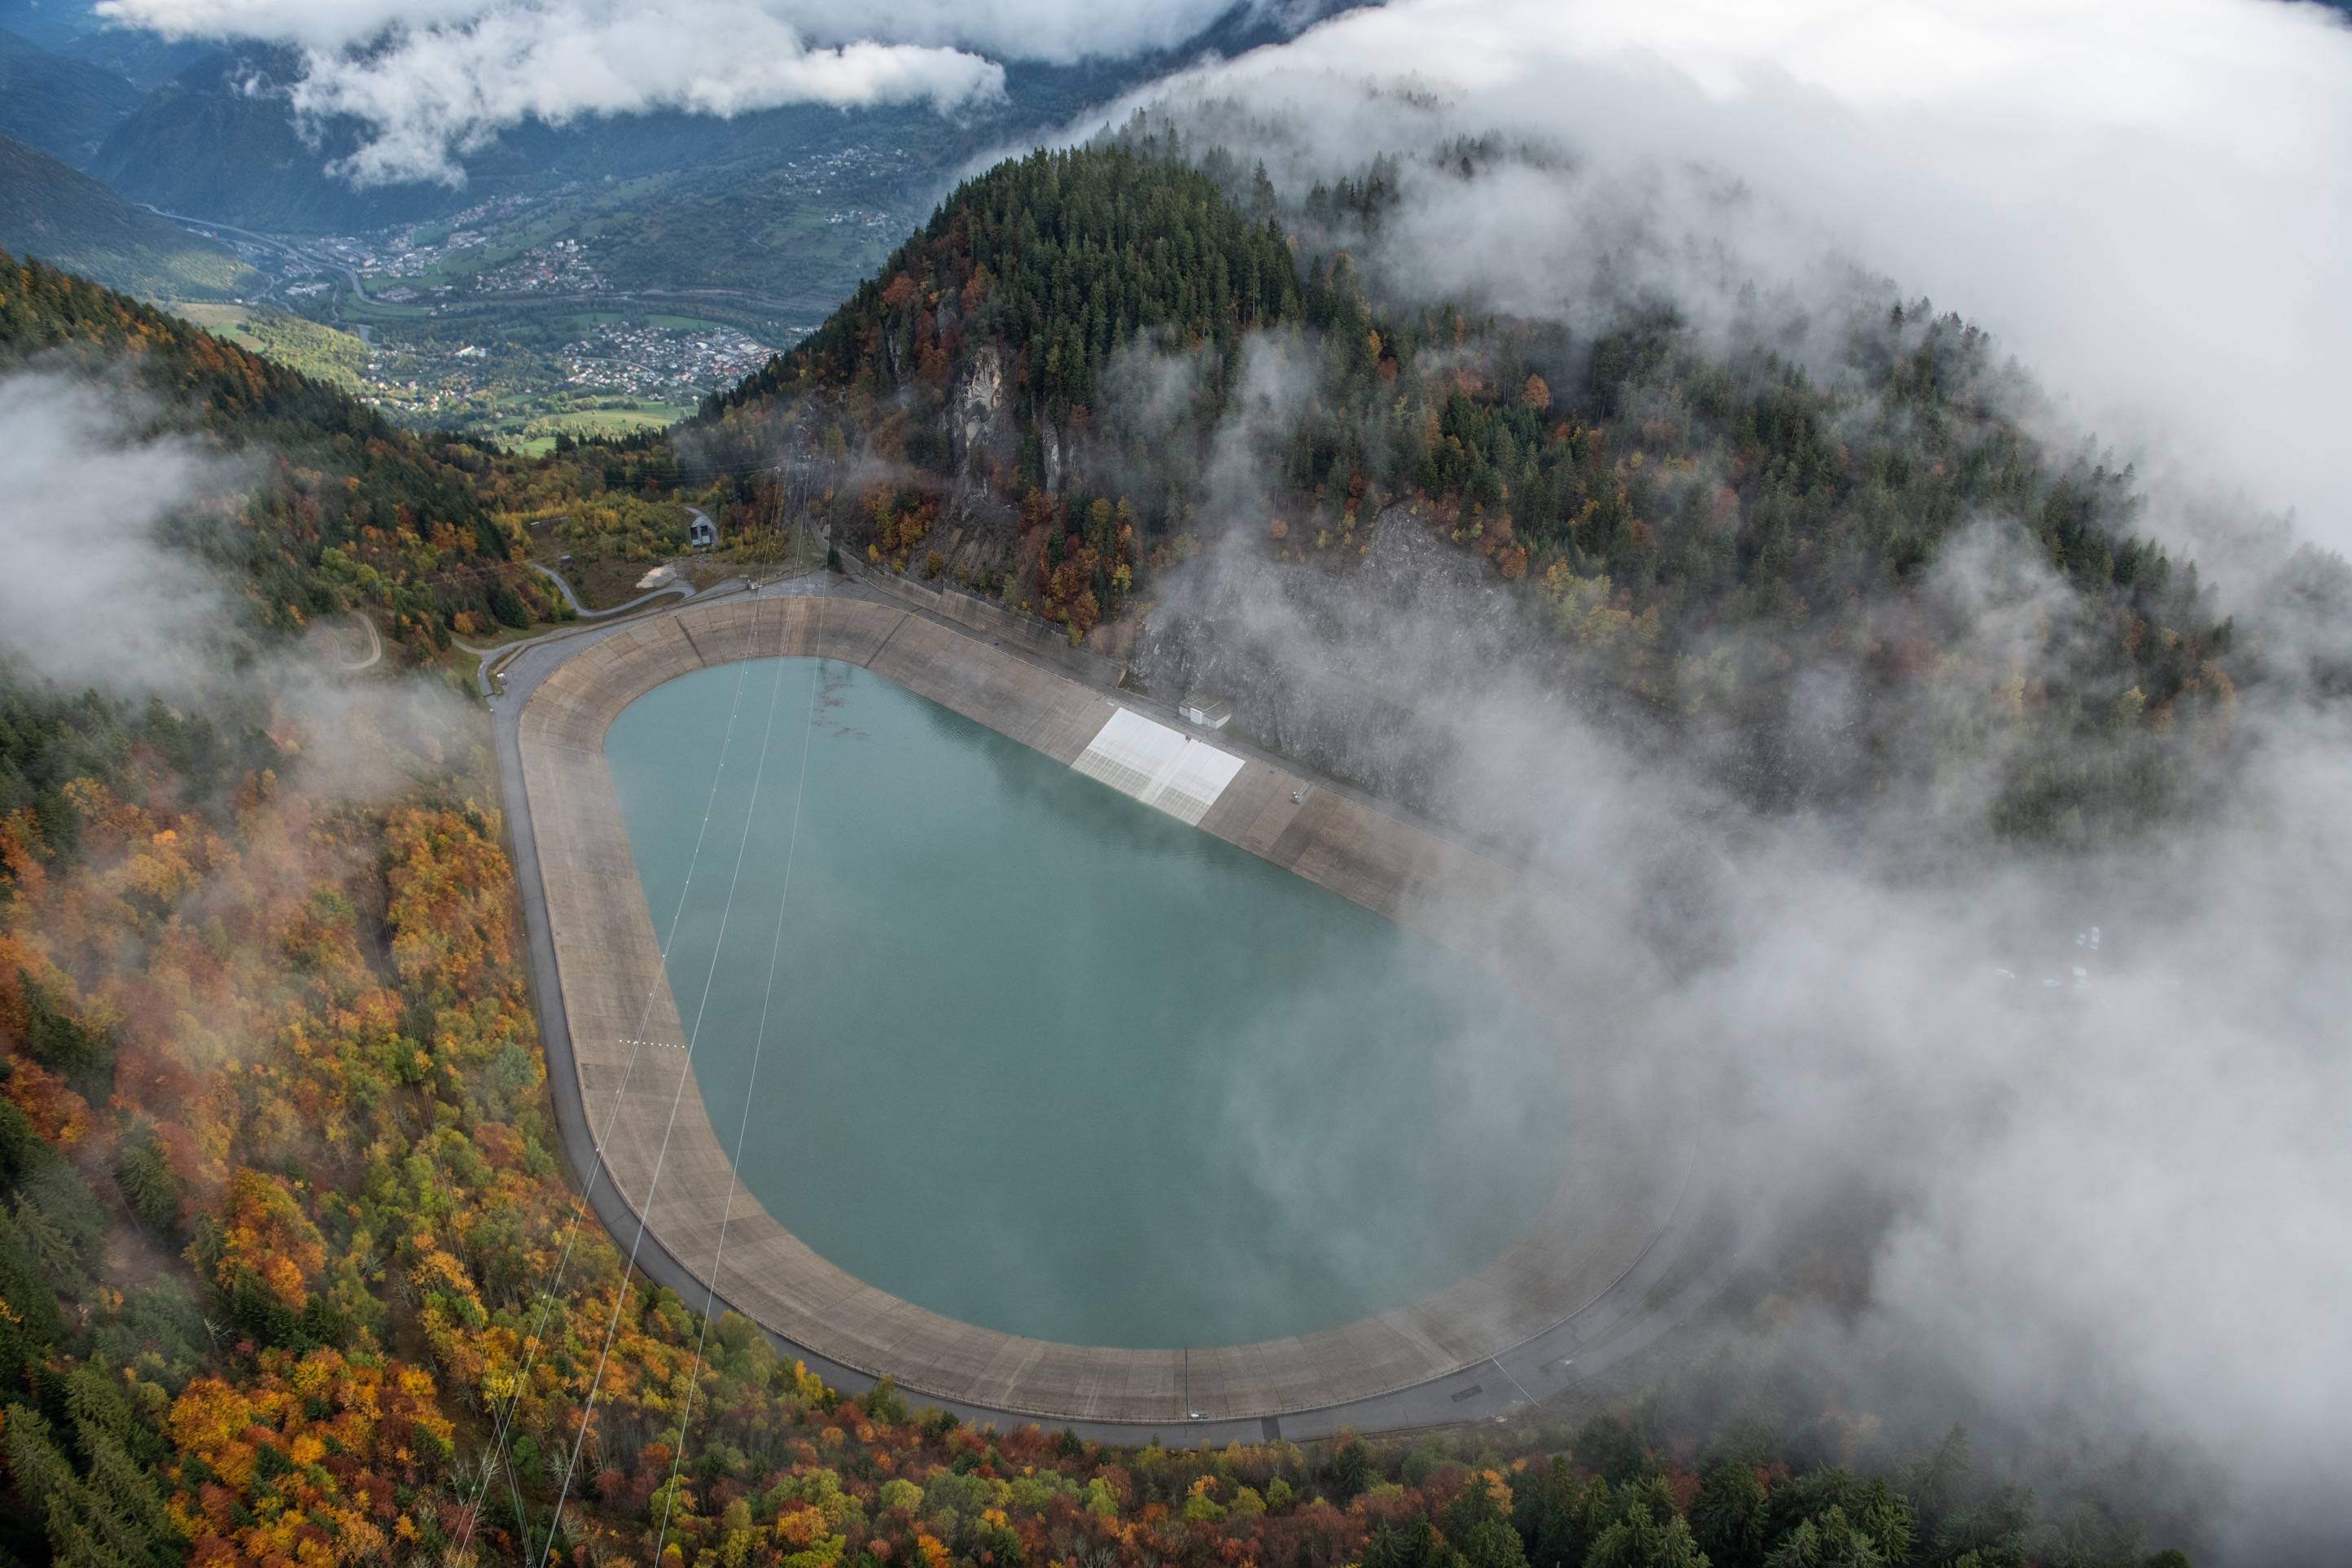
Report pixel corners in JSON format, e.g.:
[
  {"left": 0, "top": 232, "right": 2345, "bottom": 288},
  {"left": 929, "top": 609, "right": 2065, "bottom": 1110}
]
[
  {"left": 340, "top": 291, "right": 436, "bottom": 322},
  {"left": 173, "top": 303, "right": 370, "bottom": 391},
  {"left": 508, "top": 401, "right": 691, "bottom": 456}
]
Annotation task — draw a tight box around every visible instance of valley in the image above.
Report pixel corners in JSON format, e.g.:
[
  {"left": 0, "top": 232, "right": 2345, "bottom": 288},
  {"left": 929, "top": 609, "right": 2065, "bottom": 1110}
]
[
  {"left": 139, "top": 163, "right": 907, "bottom": 445},
  {"left": 0, "top": 0, "right": 1336, "bottom": 453}
]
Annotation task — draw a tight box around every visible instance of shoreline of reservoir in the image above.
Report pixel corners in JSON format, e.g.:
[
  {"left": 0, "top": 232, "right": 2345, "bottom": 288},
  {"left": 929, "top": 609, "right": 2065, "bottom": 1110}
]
[
  {"left": 605, "top": 654, "right": 1581, "bottom": 1349},
  {"left": 493, "top": 577, "right": 1715, "bottom": 1436}
]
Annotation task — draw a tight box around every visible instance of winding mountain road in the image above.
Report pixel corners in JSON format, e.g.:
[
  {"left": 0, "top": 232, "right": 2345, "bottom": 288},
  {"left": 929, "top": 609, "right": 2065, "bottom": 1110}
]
[
  {"left": 528, "top": 558, "right": 693, "bottom": 620},
  {"left": 524, "top": 510, "right": 713, "bottom": 620},
  {"left": 456, "top": 542, "right": 751, "bottom": 699}
]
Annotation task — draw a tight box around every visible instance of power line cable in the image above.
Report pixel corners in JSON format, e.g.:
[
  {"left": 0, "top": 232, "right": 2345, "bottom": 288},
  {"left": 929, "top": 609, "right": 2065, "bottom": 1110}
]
[
  {"left": 446, "top": 651, "right": 758, "bottom": 1566},
  {"left": 648, "top": 594, "right": 827, "bottom": 1562},
  {"left": 533, "top": 602, "right": 801, "bottom": 1567}
]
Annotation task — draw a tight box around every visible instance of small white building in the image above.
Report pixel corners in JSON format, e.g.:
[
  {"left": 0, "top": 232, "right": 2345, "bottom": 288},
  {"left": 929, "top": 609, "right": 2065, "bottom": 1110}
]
[
  {"left": 1179, "top": 693, "right": 1233, "bottom": 730},
  {"left": 689, "top": 515, "right": 717, "bottom": 550}
]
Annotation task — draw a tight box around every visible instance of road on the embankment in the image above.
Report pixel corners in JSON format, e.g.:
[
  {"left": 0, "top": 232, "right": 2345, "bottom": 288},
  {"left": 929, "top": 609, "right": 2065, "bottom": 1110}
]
[{"left": 453, "top": 550, "right": 716, "bottom": 699}]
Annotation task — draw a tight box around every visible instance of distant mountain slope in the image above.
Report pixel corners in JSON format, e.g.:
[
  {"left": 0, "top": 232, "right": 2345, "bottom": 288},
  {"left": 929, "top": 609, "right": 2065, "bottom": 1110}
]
[
  {"left": 84, "top": 3, "right": 1365, "bottom": 234},
  {"left": 88, "top": 41, "right": 1003, "bottom": 234},
  {"left": 50, "top": 20, "right": 212, "bottom": 89},
  {"left": 0, "top": 0, "right": 92, "bottom": 50},
  {"left": 0, "top": 134, "right": 257, "bottom": 300},
  {"left": 85, "top": 45, "right": 445, "bottom": 234},
  {"left": 90, "top": 42, "right": 958, "bottom": 235},
  {"left": 0, "top": 27, "right": 140, "bottom": 165}
]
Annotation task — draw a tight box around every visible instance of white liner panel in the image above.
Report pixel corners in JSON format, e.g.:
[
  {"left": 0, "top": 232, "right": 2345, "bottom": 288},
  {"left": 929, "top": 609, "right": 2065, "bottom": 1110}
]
[{"left": 1071, "top": 707, "right": 1244, "bottom": 826}]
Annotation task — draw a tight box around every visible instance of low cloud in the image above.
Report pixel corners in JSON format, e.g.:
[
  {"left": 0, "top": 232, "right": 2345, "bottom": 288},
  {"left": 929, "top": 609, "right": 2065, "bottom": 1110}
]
[
  {"left": 0, "top": 366, "right": 474, "bottom": 800},
  {"left": 0, "top": 373, "right": 242, "bottom": 695},
  {"left": 93, "top": 0, "right": 1288, "bottom": 186},
  {"left": 1088, "top": 0, "right": 2352, "bottom": 559},
  {"left": 99, "top": 0, "right": 1268, "bottom": 59}
]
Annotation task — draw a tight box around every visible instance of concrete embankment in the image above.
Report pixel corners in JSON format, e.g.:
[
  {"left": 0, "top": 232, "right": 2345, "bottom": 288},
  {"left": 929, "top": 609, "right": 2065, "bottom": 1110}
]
[{"left": 509, "top": 588, "right": 1688, "bottom": 1430}]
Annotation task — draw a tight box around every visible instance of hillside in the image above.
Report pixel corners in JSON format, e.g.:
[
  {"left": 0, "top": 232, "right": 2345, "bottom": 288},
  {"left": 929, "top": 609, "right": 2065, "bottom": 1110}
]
[
  {"left": 0, "top": 137, "right": 256, "bottom": 302},
  {"left": 0, "top": 28, "right": 140, "bottom": 166},
  {"left": 0, "top": 247, "right": 552, "bottom": 642},
  {"left": 167, "top": 301, "right": 370, "bottom": 392},
  {"left": 680, "top": 138, "right": 2249, "bottom": 845},
  {"left": 701, "top": 145, "right": 1301, "bottom": 631},
  {"left": 88, "top": 44, "right": 493, "bottom": 234},
  {"left": 87, "top": 50, "right": 360, "bottom": 230},
  {"left": 0, "top": 0, "right": 91, "bottom": 50}
]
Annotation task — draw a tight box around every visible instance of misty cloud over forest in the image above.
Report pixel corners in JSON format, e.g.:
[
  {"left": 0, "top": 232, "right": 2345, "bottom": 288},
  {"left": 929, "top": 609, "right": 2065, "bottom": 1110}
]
[
  {"left": 1084, "top": 0, "right": 2352, "bottom": 558},
  {"left": 0, "top": 373, "right": 244, "bottom": 694},
  {"left": 1014, "top": 4, "right": 2352, "bottom": 1560},
  {"left": 0, "top": 368, "right": 478, "bottom": 802}
]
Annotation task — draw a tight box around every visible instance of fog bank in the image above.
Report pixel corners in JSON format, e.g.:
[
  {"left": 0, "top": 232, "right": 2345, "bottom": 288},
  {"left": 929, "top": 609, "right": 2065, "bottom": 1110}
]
[{"left": 1055, "top": 8, "right": 2352, "bottom": 1553}]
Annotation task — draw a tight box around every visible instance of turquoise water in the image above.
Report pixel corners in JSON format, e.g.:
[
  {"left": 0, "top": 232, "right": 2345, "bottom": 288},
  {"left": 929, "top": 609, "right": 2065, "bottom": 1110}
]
[{"left": 604, "top": 656, "right": 1572, "bottom": 1348}]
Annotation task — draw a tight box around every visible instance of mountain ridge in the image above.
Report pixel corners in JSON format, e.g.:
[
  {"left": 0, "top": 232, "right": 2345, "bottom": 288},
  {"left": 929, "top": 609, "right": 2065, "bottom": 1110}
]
[
  {"left": 0, "top": 27, "right": 141, "bottom": 166},
  {"left": 83, "top": 4, "right": 1362, "bottom": 235},
  {"left": 0, "top": 135, "right": 256, "bottom": 302}
]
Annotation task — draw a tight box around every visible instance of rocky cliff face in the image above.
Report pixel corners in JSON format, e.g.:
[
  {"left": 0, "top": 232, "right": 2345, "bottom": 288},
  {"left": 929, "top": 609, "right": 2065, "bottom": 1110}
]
[
  {"left": 910, "top": 345, "right": 1022, "bottom": 580},
  {"left": 949, "top": 344, "right": 1005, "bottom": 475},
  {"left": 1132, "top": 508, "right": 1529, "bottom": 811}
]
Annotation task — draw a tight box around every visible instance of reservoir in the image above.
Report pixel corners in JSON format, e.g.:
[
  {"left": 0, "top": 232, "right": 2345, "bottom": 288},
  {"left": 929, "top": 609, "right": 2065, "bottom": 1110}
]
[{"left": 604, "top": 656, "right": 1574, "bottom": 1349}]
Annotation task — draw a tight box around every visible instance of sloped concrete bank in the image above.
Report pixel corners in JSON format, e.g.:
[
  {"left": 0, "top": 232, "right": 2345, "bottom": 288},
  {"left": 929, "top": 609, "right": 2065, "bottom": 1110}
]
[{"left": 496, "top": 581, "right": 1702, "bottom": 1436}]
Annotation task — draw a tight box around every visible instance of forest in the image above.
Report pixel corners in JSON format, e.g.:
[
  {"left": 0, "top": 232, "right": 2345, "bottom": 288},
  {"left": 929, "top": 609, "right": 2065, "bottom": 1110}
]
[
  {"left": 0, "top": 169, "right": 2232, "bottom": 1565},
  {"left": 0, "top": 671, "right": 2192, "bottom": 1565},
  {"left": 0, "top": 670, "right": 2194, "bottom": 1563}
]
